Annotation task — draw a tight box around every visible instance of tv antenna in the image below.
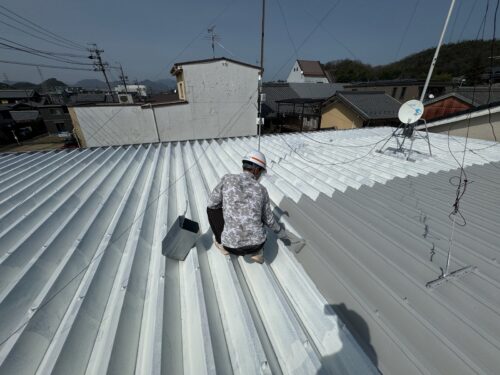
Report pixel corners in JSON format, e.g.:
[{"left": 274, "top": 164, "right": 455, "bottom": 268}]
[
  {"left": 377, "top": 100, "right": 432, "bottom": 161},
  {"left": 205, "top": 25, "right": 220, "bottom": 58}
]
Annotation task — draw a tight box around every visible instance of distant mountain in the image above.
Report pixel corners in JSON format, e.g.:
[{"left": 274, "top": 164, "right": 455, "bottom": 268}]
[
  {"left": 140, "top": 79, "right": 175, "bottom": 93},
  {"left": 11, "top": 81, "right": 38, "bottom": 90},
  {"left": 0, "top": 82, "right": 11, "bottom": 89},
  {"left": 324, "top": 39, "right": 500, "bottom": 84},
  {"left": 40, "top": 78, "right": 67, "bottom": 89}
]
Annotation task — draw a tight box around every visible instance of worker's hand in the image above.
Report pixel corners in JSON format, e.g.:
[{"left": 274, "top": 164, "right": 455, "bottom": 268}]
[
  {"left": 276, "top": 223, "right": 289, "bottom": 240},
  {"left": 281, "top": 237, "right": 292, "bottom": 246}
]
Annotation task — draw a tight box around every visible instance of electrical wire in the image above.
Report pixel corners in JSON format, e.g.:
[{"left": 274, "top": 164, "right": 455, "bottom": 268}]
[
  {"left": 0, "top": 41, "right": 94, "bottom": 66},
  {"left": 275, "top": 0, "right": 299, "bottom": 60},
  {"left": 0, "top": 4, "right": 87, "bottom": 50},
  {"left": 0, "top": 37, "right": 88, "bottom": 58},
  {"left": 394, "top": 0, "right": 420, "bottom": 61},
  {"left": 300, "top": 131, "right": 391, "bottom": 147},
  {"left": 271, "top": 0, "right": 342, "bottom": 80},
  {"left": 276, "top": 130, "right": 393, "bottom": 166},
  {"left": 458, "top": 0, "right": 479, "bottom": 41},
  {"left": 0, "top": 18, "right": 87, "bottom": 52},
  {"left": 0, "top": 88, "right": 259, "bottom": 349},
  {"left": 0, "top": 59, "right": 95, "bottom": 71}
]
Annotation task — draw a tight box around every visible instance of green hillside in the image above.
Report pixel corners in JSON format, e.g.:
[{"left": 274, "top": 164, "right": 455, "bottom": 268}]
[{"left": 324, "top": 40, "right": 500, "bottom": 83}]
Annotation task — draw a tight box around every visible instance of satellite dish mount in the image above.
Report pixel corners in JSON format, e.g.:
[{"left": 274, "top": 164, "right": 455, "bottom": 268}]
[{"left": 377, "top": 100, "right": 432, "bottom": 161}]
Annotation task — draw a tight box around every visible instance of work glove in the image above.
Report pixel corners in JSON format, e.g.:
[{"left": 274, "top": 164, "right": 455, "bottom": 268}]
[{"left": 276, "top": 223, "right": 291, "bottom": 245}]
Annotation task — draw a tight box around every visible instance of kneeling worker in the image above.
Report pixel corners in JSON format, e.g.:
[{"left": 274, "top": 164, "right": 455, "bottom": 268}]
[{"left": 206, "top": 150, "right": 282, "bottom": 264}]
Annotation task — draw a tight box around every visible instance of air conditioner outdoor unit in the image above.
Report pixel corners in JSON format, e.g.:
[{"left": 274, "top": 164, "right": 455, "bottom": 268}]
[{"left": 118, "top": 94, "right": 134, "bottom": 104}]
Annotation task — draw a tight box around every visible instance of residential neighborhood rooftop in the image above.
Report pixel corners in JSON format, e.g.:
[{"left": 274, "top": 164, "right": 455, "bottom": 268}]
[
  {"left": 324, "top": 91, "right": 402, "bottom": 120},
  {"left": 0, "top": 128, "right": 499, "bottom": 374},
  {"left": 296, "top": 60, "right": 327, "bottom": 77}
]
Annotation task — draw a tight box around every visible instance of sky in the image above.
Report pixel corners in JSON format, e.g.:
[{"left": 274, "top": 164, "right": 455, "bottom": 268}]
[{"left": 0, "top": 0, "right": 497, "bottom": 84}]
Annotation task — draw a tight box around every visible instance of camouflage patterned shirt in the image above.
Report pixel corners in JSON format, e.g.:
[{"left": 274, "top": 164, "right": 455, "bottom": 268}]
[{"left": 207, "top": 171, "right": 281, "bottom": 248}]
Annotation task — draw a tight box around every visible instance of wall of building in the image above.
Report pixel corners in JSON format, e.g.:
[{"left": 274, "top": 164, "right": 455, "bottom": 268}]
[
  {"left": 426, "top": 110, "right": 500, "bottom": 141},
  {"left": 321, "top": 102, "right": 364, "bottom": 129},
  {"left": 70, "top": 60, "right": 259, "bottom": 147},
  {"left": 287, "top": 61, "right": 329, "bottom": 83},
  {"left": 39, "top": 107, "right": 74, "bottom": 134}
]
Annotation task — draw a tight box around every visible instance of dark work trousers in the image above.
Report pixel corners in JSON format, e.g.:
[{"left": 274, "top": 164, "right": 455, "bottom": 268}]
[{"left": 207, "top": 207, "right": 265, "bottom": 256}]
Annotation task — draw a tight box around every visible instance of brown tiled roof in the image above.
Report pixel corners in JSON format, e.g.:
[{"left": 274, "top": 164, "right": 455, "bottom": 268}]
[{"left": 297, "top": 60, "right": 326, "bottom": 77}]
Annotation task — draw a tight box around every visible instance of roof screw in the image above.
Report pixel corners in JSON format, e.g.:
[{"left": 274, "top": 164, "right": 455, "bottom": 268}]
[{"left": 261, "top": 361, "right": 269, "bottom": 370}]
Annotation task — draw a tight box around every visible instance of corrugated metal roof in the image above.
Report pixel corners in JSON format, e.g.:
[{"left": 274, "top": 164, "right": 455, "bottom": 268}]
[{"left": 0, "top": 128, "right": 499, "bottom": 374}]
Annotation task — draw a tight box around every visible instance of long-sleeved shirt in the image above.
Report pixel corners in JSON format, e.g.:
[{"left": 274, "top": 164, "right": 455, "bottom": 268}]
[{"left": 207, "top": 171, "right": 281, "bottom": 248}]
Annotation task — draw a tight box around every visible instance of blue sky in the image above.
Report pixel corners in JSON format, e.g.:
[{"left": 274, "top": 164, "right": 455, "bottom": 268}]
[{"left": 0, "top": 0, "right": 496, "bottom": 84}]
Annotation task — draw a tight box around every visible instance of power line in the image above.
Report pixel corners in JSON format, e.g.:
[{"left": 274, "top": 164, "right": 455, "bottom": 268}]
[
  {"left": 276, "top": 131, "right": 393, "bottom": 166},
  {"left": 0, "top": 18, "right": 86, "bottom": 52},
  {"left": 0, "top": 4, "right": 87, "bottom": 50},
  {"left": 393, "top": 0, "right": 420, "bottom": 61},
  {"left": 0, "top": 40, "right": 94, "bottom": 66},
  {"left": 0, "top": 59, "right": 95, "bottom": 71},
  {"left": 0, "top": 38, "right": 88, "bottom": 58},
  {"left": 88, "top": 44, "right": 113, "bottom": 95},
  {"left": 271, "top": 0, "right": 342, "bottom": 80},
  {"left": 0, "top": 88, "right": 259, "bottom": 350},
  {"left": 274, "top": 0, "right": 299, "bottom": 60},
  {"left": 458, "top": 0, "right": 479, "bottom": 41}
]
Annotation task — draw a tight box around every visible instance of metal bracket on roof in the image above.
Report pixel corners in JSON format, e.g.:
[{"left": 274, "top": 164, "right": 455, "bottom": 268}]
[
  {"left": 426, "top": 265, "right": 476, "bottom": 289},
  {"left": 377, "top": 120, "right": 432, "bottom": 161}
]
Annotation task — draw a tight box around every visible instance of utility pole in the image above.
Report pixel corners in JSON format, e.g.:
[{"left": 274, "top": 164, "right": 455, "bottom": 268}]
[
  {"left": 88, "top": 43, "right": 113, "bottom": 96},
  {"left": 118, "top": 64, "right": 129, "bottom": 95},
  {"left": 257, "top": 0, "right": 265, "bottom": 151}
]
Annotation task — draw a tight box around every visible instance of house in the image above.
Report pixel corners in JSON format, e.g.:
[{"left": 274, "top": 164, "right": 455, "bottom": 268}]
[
  {"left": 0, "top": 89, "right": 42, "bottom": 105},
  {"left": 262, "top": 82, "right": 344, "bottom": 131},
  {"left": 0, "top": 128, "right": 499, "bottom": 374},
  {"left": 344, "top": 79, "right": 451, "bottom": 103},
  {"left": 37, "top": 104, "right": 74, "bottom": 134},
  {"left": 321, "top": 91, "right": 401, "bottom": 129},
  {"left": 70, "top": 57, "right": 260, "bottom": 147},
  {"left": 287, "top": 60, "right": 330, "bottom": 83},
  {"left": 423, "top": 86, "right": 500, "bottom": 121},
  {"left": 0, "top": 105, "right": 15, "bottom": 144},
  {"left": 417, "top": 101, "right": 500, "bottom": 141}
]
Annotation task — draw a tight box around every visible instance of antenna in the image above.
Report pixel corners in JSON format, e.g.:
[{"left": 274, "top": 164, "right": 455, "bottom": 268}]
[
  {"left": 377, "top": 99, "right": 432, "bottom": 161},
  {"left": 205, "top": 25, "right": 220, "bottom": 58}
]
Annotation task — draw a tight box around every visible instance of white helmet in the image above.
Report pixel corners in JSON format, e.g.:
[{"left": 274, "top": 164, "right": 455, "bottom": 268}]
[{"left": 242, "top": 149, "right": 267, "bottom": 170}]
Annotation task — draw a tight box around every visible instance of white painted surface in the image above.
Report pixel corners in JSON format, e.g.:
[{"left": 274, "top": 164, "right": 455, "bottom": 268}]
[
  {"left": 74, "top": 59, "right": 259, "bottom": 147},
  {"left": 287, "top": 61, "right": 329, "bottom": 83}
]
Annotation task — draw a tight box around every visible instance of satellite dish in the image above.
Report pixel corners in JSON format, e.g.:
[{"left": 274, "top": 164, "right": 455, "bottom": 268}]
[{"left": 398, "top": 99, "right": 424, "bottom": 124}]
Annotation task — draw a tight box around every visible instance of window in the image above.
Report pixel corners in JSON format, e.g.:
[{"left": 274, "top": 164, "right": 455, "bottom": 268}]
[
  {"left": 400, "top": 87, "right": 407, "bottom": 99},
  {"left": 178, "top": 81, "right": 186, "bottom": 100},
  {"left": 49, "top": 108, "right": 62, "bottom": 115},
  {"left": 391, "top": 87, "right": 397, "bottom": 97},
  {"left": 55, "top": 122, "right": 65, "bottom": 132}
]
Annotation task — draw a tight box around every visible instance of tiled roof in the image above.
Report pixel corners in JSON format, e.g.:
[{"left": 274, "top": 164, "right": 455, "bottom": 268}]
[
  {"left": 262, "top": 83, "right": 343, "bottom": 117},
  {"left": 326, "top": 91, "right": 402, "bottom": 120},
  {"left": 296, "top": 60, "right": 326, "bottom": 77},
  {"left": 288, "top": 83, "right": 344, "bottom": 99},
  {"left": 0, "top": 128, "right": 499, "bottom": 374},
  {"left": 0, "top": 90, "right": 36, "bottom": 99},
  {"left": 9, "top": 110, "right": 40, "bottom": 122}
]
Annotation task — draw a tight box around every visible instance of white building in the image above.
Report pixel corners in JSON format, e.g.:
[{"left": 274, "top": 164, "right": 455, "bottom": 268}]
[
  {"left": 70, "top": 57, "right": 260, "bottom": 147},
  {"left": 114, "top": 84, "right": 147, "bottom": 98},
  {"left": 287, "top": 60, "right": 330, "bottom": 83}
]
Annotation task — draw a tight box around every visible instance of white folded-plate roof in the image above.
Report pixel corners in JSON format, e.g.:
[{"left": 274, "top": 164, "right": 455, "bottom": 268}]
[{"left": 0, "top": 127, "right": 499, "bottom": 374}]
